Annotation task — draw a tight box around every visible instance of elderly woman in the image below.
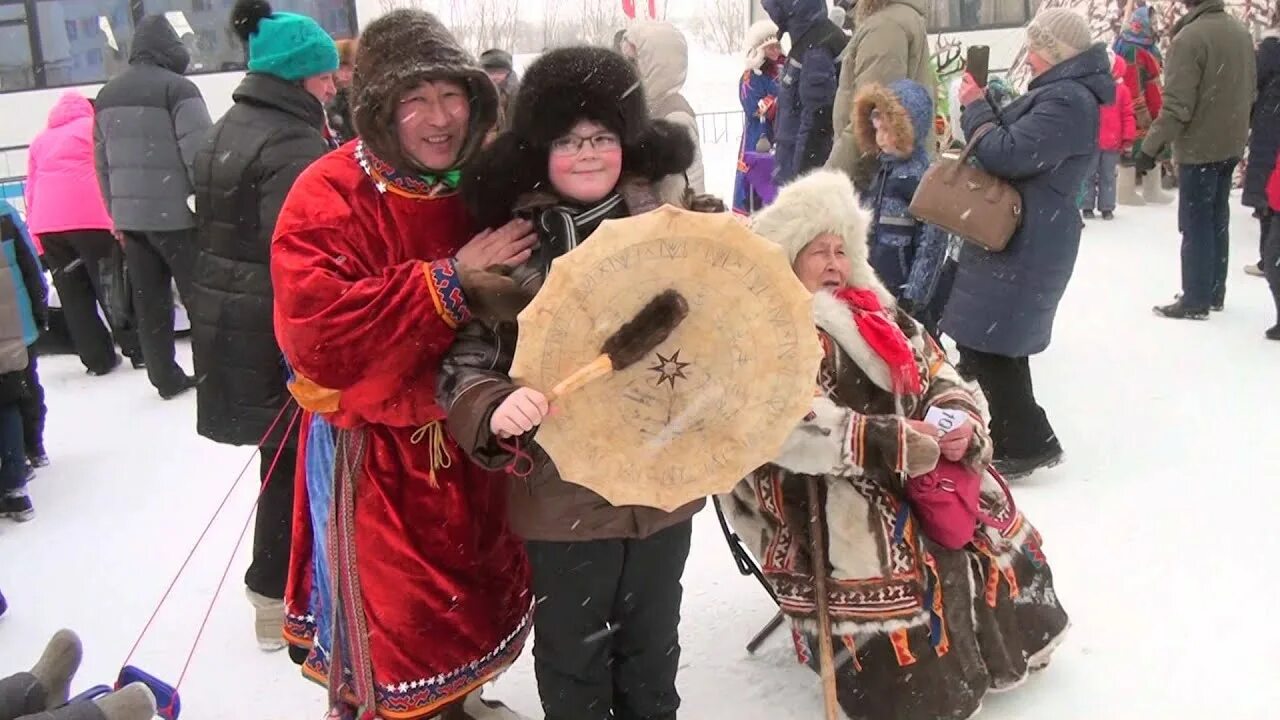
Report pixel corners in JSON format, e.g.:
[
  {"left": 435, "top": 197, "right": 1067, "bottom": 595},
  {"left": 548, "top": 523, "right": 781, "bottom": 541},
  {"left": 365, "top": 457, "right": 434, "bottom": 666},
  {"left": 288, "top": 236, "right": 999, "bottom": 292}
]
[
  {"left": 944, "top": 9, "right": 1112, "bottom": 479},
  {"left": 725, "top": 169, "right": 1069, "bottom": 720},
  {"left": 271, "top": 10, "right": 537, "bottom": 719}
]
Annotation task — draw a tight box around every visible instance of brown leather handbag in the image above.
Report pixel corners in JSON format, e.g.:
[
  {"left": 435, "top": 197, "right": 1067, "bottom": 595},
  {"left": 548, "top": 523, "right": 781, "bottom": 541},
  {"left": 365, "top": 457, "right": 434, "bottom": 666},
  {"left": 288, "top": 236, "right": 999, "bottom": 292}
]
[{"left": 908, "top": 124, "right": 1022, "bottom": 252}]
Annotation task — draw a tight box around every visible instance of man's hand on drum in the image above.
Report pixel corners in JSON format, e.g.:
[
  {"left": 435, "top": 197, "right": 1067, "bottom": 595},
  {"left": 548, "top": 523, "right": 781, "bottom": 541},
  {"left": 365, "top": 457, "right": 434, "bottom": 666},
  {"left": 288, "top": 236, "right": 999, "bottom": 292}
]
[
  {"left": 491, "top": 387, "right": 550, "bottom": 438},
  {"left": 457, "top": 218, "right": 536, "bottom": 270}
]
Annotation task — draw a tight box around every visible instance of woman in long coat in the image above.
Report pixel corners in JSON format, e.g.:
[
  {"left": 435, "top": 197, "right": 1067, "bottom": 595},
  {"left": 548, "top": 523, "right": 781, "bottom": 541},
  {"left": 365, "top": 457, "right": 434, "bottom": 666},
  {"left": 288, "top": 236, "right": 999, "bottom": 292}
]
[
  {"left": 1244, "top": 27, "right": 1280, "bottom": 275},
  {"left": 272, "top": 10, "right": 536, "bottom": 719},
  {"left": 726, "top": 169, "right": 1068, "bottom": 720},
  {"left": 943, "top": 11, "right": 1112, "bottom": 478}
]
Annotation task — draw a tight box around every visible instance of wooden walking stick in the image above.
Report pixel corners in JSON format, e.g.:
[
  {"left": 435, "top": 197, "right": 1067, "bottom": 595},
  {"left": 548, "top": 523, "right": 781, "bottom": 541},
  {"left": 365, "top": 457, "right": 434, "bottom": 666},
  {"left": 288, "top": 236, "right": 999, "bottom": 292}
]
[
  {"left": 806, "top": 475, "right": 841, "bottom": 720},
  {"left": 544, "top": 289, "right": 690, "bottom": 401}
]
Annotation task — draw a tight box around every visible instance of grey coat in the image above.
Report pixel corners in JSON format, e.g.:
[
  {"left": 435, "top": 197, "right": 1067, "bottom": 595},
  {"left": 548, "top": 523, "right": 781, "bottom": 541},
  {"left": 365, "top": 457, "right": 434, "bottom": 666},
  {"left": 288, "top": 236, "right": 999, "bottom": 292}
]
[
  {"left": 941, "top": 45, "right": 1113, "bottom": 358},
  {"left": 94, "top": 15, "right": 211, "bottom": 232}
]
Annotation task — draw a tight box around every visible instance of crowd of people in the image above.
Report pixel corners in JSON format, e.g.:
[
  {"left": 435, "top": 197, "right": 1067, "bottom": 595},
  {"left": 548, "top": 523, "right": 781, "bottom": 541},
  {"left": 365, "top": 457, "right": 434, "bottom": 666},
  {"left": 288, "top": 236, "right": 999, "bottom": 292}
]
[{"left": 0, "top": 0, "right": 1269, "bottom": 718}]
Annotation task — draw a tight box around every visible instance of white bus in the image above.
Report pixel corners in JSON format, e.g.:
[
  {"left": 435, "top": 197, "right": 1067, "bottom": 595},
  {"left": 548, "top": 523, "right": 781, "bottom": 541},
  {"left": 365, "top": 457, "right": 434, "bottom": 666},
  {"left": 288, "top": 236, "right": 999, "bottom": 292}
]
[
  {"left": 0, "top": 0, "right": 1030, "bottom": 194},
  {"left": 0, "top": 0, "right": 359, "bottom": 188}
]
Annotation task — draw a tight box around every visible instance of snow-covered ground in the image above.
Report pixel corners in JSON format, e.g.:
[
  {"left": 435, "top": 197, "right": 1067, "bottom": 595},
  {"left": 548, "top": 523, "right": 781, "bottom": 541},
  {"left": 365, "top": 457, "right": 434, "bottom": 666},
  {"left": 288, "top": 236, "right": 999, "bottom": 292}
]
[{"left": 3, "top": 152, "right": 1279, "bottom": 719}]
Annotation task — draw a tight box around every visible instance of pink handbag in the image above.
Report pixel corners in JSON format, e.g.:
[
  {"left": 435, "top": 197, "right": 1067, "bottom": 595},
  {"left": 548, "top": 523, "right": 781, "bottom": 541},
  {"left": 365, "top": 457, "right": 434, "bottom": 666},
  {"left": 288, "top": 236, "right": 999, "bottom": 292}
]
[{"left": 906, "top": 461, "right": 1016, "bottom": 550}]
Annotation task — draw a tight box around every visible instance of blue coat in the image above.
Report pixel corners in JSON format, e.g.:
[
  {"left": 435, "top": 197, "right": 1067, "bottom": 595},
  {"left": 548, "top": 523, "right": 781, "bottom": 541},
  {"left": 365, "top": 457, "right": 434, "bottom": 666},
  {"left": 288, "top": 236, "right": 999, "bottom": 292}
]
[
  {"left": 862, "top": 79, "right": 951, "bottom": 310},
  {"left": 734, "top": 65, "right": 781, "bottom": 214},
  {"left": 941, "top": 45, "right": 1113, "bottom": 357},
  {"left": 1245, "top": 33, "right": 1280, "bottom": 209},
  {"left": 763, "top": 0, "right": 846, "bottom": 184}
]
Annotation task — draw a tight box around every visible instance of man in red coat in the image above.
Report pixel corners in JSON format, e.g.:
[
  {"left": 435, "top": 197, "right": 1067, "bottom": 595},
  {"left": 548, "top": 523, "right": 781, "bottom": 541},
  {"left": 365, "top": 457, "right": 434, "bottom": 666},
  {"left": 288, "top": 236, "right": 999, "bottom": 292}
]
[{"left": 271, "top": 10, "right": 536, "bottom": 720}]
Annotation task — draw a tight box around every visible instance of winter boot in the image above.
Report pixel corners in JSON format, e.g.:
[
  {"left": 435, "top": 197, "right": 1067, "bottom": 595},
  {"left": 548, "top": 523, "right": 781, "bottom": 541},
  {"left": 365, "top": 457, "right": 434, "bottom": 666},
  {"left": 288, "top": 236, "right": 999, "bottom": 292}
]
[
  {"left": 0, "top": 587, "right": 7, "bottom": 617},
  {"left": 28, "top": 447, "right": 49, "bottom": 468},
  {"left": 246, "top": 588, "right": 286, "bottom": 652},
  {"left": 1101, "top": 211, "right": 1114, "bottom": 220},
  {"left": 1153, "top": 300, "right": 1210, "bottom": 320},
  {"left": 1267, "top": 325, "right": 1280, "bottom": 341},
  {"left": 437, "top": 692, "right": 532, "bottom": 720},
  {"left": 1246, "top": 263, "right": 1266, "bottom": 277},
  {"left": 30, "top": 629, "right": 83, "bottom": 709},
  {"left": 993, "top": 447, "right": 1065, "bottom": 480},
  {"left": 1117, "top": 166, "right": 1145, "bottom": 206},
  {"left": 94, "top": 682, "right": 157, "bottom": 720},
  {"left": 1141, "top": 169, "right": 1173, "bottom": 205},
  {"left": 1, "top": 488, "right": 34, "bottom": 522}
]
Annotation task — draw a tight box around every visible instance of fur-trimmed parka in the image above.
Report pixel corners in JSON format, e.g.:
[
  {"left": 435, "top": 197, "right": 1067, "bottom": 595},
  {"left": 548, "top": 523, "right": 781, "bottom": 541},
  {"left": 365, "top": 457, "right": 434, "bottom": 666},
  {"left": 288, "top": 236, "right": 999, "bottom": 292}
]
[{"left": 726, "top": 169, "right": 1069, "bottom": 720}]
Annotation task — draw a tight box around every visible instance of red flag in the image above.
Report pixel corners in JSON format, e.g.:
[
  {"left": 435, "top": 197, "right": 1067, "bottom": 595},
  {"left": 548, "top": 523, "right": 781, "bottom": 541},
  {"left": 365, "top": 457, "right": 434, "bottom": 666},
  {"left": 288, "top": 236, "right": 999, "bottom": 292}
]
[
  {"left": 621, "top": 0, "right": 636, "bottom": 18},
  {"left": 648, "top": 0, "right": 657, "bottom": 17}
]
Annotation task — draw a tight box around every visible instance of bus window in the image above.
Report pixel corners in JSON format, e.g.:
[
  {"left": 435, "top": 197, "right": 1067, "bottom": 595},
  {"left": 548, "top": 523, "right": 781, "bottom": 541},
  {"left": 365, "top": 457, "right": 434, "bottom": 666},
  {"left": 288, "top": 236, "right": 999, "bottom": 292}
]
[
  {"left": 0, "top": 5, "right": 35, "bottom": 91},
  {"left": 34, "top": 0, "right": 133, "bottom": 87}
]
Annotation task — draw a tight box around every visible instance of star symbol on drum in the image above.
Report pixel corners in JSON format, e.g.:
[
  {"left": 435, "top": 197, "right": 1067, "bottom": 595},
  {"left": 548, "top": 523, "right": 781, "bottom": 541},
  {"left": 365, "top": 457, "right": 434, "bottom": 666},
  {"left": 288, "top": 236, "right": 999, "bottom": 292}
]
[{"left": 649, "top": 350, "right": 691, "bottom": 389}]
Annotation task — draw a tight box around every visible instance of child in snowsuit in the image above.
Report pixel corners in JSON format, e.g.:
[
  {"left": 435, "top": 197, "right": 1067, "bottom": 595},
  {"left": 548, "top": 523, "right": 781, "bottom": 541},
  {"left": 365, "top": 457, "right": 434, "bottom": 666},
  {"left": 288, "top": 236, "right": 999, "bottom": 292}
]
[
  {"left": 0, "top": 200, "right": 47, "bottom": 469},
  {"left": 853, "top": 79, "right": 953, "bottom": 337},
  {"left": 0, "top": 208, "right": 47, "bottom": 522},
  {"left": 1081, "top": 53, "right": 1137, "bottom": 219},
  {"left": 0, "top": 630, "right": 157, "bottom": 720},
  {"left": 733, "top": 20, "right": 784, "bottom": 215},
  {"left": 442, "top": 47, "right": 717, "bottom": 720}
]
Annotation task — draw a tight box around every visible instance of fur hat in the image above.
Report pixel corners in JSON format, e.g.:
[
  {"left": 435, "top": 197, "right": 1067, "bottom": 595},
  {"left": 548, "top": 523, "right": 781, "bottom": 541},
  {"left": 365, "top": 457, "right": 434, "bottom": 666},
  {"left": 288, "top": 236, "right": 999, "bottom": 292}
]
[
  {"left": 1027, "top": 9, "right": 1094, "bottom": 65},
  {"left": 462, "top": 46, "right": 696, "bottom": 229},
  {"left": 750, "top": 169, "right": 891, "bottom": 304},
  {"left": 508, "top": 46, "right": 647, "bottom": 147},
  {"left": 743, "top": 20, "right": 781, "bottom": 71},
  {"left": 352, "top": 9, "right": 498, "bottom": 174}
]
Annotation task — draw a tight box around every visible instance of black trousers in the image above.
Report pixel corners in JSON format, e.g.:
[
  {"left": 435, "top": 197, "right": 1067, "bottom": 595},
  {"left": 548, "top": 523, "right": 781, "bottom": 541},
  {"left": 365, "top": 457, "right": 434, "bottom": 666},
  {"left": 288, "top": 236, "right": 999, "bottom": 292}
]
[
  {"left": 1265, "top": 216, "right": 1280, "bottom": 326},
  {"left": 957, "top": 347, "right": 1060, "bottom": 461},
  {"left": 121, "top": 230, "right": 195, "bottom": 395},
  {"left": 40, "top": 230, "right": 139, "bottom": 374},
  {"left": 244, "top": 444, "right": 297, "bottom": 599},
  {"left": 526, "top": 520, "right": 693, "bottom": 720},
  {"left": 19, "top": 357, "right": 44, "bottom": 457}
]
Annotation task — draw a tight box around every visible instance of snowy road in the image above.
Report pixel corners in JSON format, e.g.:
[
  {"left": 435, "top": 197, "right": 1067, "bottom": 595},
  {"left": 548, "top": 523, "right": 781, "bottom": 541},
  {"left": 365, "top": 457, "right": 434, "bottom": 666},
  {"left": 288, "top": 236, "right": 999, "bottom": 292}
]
[{"left": 2, "top": 194, "right": 1277, "bottom": 719}]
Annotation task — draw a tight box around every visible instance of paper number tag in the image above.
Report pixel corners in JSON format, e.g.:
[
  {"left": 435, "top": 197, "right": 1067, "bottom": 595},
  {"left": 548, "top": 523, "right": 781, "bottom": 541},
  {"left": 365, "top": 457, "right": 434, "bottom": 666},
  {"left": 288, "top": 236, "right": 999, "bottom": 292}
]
[{"left": 924, "top": 407, "right": 968, "bottom": 436}]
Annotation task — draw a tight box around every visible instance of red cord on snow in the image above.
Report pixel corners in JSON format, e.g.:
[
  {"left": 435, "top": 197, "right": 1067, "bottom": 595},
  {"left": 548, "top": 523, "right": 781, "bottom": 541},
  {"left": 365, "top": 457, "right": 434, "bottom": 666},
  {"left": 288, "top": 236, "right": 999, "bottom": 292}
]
[{"left": 121, "top": 403, "right": 302, "bottom": 684}]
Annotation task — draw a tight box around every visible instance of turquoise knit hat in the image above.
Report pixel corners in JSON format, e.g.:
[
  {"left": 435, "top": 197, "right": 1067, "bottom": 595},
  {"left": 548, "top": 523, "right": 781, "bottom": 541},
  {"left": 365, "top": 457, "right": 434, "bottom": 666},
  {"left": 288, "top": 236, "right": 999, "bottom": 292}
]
[{"left": 232, "top": 0, "right": 339, "bottom": 81}]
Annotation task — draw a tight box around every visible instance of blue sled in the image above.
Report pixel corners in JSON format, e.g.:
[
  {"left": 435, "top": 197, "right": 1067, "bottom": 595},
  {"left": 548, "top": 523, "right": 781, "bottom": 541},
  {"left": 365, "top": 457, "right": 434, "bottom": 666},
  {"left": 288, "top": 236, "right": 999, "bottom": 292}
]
[{"left": 66, "top": 667, "right": 181, "bottom": 720}]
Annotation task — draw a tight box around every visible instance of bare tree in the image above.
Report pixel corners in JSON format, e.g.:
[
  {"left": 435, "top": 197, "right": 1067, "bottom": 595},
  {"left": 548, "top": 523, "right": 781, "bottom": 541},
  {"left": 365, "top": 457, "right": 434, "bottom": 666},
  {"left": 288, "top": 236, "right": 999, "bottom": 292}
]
[
  {"left": 692, "top": 0, "right": 745, "bottom": 53},
  {"left": 377, "top": 0, "right": 434, "bottom": 11},
  {"left": 543, "top": 0, "right": 566, "bottom": 47},
  {"left": 576, "top": 0, "right": 625, "bottom": 46},
  {"left": 465, "top": 0, "right": 520, "bottom": 53}
]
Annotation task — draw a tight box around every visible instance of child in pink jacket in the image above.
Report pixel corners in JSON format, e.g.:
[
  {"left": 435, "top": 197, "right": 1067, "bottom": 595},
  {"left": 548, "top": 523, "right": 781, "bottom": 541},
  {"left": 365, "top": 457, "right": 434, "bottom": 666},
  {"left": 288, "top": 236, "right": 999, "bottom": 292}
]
[{"left": 1080, "top": 53, "right": 1137, "bottom": 220}]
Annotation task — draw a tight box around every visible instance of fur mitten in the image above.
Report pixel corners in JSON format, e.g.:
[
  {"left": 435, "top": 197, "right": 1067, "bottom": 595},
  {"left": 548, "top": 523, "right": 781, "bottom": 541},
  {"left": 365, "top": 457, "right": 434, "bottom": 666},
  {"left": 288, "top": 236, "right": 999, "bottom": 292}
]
[
  {"left": 773, "top": 397, "right": 941, "bottom": 479},
  {"left": 773, "top": 396, "right": 853, "bottom": 476},
  {"left": 457, "top": 265, "right": 537, "bottom": 325}
]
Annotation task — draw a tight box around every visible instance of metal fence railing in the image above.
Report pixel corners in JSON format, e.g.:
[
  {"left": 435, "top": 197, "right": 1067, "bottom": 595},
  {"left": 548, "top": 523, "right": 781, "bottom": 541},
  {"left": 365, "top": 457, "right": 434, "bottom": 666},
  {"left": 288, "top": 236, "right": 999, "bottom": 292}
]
[
  {"left": 696, "top": 110, "right": 745, "bottom": 148},
  {"left": 0, "top": 145, "right": 28, "bottom": 214}
]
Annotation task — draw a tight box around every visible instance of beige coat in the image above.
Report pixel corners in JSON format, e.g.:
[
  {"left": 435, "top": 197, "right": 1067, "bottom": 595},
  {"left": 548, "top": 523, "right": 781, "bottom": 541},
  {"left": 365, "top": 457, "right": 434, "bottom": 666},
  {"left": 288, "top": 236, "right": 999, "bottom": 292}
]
[
  {"left": 827, "top": 0, "right": 937, "bottom": 189},
  {"left": 624, "top": 21, "right": 706, "bottom": 194}
]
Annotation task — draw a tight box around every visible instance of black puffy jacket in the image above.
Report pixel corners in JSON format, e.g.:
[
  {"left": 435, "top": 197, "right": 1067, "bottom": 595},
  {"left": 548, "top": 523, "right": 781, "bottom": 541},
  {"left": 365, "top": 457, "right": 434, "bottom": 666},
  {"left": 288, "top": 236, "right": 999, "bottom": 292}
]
[{"left": 191, "top": 73, "right": 329, "bottom": 447}]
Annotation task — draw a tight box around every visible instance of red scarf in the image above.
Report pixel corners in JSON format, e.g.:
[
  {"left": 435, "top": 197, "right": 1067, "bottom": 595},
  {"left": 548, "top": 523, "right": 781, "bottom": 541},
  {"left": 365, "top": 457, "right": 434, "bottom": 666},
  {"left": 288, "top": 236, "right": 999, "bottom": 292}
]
[{"left": 834, "top": 288, "right": 922, "bottom": 396}]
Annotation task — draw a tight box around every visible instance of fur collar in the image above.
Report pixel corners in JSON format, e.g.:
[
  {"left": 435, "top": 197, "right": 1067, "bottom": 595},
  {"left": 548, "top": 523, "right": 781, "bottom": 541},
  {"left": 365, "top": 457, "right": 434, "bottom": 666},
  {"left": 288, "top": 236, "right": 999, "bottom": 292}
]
[{"left": 812, "top": 290, "right": 923, "bottom": 396}]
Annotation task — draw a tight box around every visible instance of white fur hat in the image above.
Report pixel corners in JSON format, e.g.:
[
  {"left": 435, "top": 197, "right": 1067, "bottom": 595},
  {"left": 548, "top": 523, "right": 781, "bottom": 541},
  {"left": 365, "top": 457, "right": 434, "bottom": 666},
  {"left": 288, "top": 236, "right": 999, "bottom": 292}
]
[
  {"left": 750, "top": 169, "right": 890, "bottom": 303},
  {"left": 743, "top": 20, "right": 781, "bottom": 71}
]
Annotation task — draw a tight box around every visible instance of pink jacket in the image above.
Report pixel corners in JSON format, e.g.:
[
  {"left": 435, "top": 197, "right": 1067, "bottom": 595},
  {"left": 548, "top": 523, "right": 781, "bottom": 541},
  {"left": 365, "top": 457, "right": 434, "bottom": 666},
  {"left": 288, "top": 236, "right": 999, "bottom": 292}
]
[
  {"left": 25, "top": 91, "right": 114, "bottom": 239},
  {"left": 1098, "top": 56, "right": 1137, "bottom": 153}
]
